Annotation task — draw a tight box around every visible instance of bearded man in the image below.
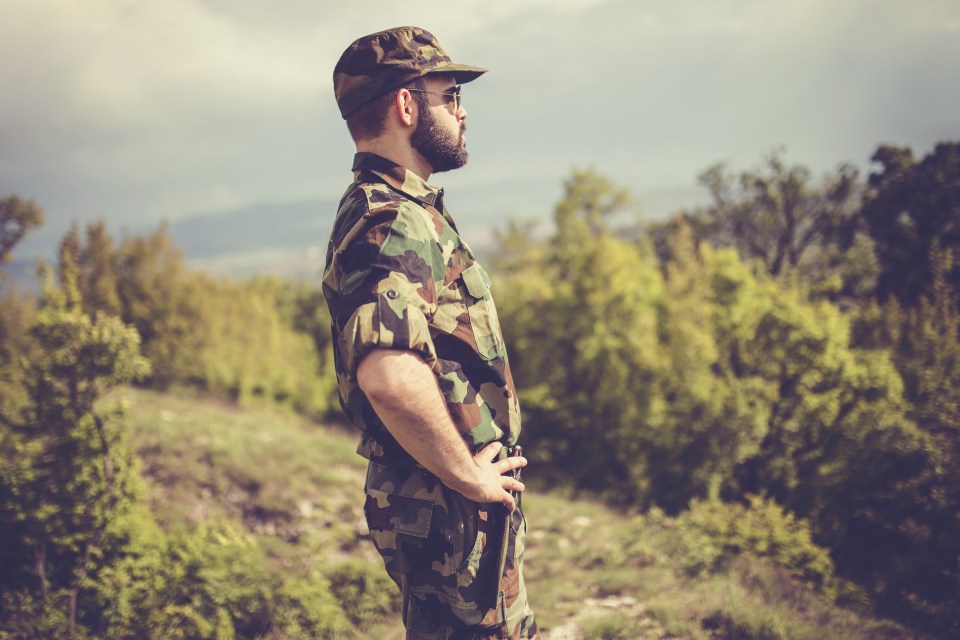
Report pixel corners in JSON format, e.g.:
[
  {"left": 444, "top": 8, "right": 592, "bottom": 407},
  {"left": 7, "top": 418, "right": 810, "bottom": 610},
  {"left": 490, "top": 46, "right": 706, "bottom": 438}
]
[{"left": 322, "top": 26, "right": 539, "bottom": 640}]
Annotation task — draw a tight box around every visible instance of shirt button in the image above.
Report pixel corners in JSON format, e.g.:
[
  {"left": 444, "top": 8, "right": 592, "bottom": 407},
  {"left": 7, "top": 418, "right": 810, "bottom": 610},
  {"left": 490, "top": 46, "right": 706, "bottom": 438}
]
[{"left": 385, "top": 289, "right": 398, "bottom": 299}]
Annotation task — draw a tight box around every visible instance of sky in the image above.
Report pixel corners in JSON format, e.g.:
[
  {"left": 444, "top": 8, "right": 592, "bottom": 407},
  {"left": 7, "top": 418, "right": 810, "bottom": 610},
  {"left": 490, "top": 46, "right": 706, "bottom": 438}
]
[{"left": 2, "top": 0, "right": 958, "bottom": 261}]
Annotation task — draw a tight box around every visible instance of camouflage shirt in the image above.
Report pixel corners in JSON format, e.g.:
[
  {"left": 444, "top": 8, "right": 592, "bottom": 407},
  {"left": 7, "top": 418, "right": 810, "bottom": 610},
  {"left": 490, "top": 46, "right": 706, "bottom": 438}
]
[{"left": 322, "top": 152, "right": 521, "bottom": 465}]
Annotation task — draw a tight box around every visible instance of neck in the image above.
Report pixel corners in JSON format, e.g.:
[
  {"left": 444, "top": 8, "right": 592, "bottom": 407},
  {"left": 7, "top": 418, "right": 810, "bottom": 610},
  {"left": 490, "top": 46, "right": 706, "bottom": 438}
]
[{"left": 356, "top": 138, "right": 433, "bottom": 182}]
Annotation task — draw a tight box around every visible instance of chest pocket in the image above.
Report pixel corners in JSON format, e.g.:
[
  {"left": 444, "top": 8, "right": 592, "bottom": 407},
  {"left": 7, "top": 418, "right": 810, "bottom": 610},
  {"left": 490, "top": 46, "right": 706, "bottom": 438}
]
[{"left": 460, "top": 263, "right": 505, "bottom": 360}]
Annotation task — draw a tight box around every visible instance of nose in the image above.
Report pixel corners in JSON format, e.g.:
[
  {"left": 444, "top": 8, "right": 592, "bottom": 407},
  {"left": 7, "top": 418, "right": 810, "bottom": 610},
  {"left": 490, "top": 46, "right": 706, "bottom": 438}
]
[{"left": 457, "top": 104, "right": 467, "bottom": 121}]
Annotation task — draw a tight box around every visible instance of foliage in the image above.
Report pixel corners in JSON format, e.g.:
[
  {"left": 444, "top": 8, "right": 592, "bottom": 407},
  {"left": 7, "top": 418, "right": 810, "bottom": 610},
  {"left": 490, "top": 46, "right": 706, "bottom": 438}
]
[
  {"left": 861, "top": 141, "right": 960, "bottom": 305},
  {"left": 171, "top": 273, "right": 332, "bottom": 414},
  {"left": 0, "top": 208, "right": 357, "bottom": 637},
  {"left": 498, "top": 175, "right": 914, "bottom": 517},
  {"left": 493, "top": 166, "right": 955, "bottom": 635},
  {"left": 3, "top": 140, "right": 957, "bottom": 636},
  {"left": 650, "top": 150, "right": 878, "bottom": 305},
  {"left": 689, "top": 150, "right": 862, "bottom": 271},
  {"left": 847, "top": 247, "right": 960, "bottom": 633},
  {"left": 0, "top": 289, "right": 35, "bottom": 430},
  {"left": 0, "top": 196, "right": 43, "bottom": 431},
  {"left": 652, "top": 497, "right": 837, "bottom": 595},
  {"left": 577, "top": 612, "right": 639, "bottom": 640},
  {"left": 94, "top": 520, "right": 351, "bottom": 640},
  {"left": 0, "top": 257, "right": 149, "bottom": 635},
  {"left": 0, "top": 196, "right": 43, "bottom": 267},
  {"left": 55, "top": 222, "right": 338, "bottom": 417},
  {"left": 496, "top": 170, "right": 667, "bottom": 504},
  {"left": 519, "top": 487, "right": 913, "bottom": 640},
  {"left": 327, "top": 558, "right": 401, "bottom": 628}
]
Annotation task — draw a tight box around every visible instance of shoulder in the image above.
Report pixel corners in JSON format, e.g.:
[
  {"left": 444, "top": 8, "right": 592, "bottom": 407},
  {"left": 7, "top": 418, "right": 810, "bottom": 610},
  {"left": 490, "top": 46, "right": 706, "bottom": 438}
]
[{"left": 336, "top": 180, "right": 441, "bottom": 248}]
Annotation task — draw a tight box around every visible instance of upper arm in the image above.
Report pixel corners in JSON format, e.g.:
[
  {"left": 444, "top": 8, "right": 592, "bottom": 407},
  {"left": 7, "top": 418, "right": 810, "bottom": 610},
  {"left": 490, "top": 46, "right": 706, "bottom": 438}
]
[
  {"left": 332, "top": 202, "right": 444, "bottom": 381},
  {"left": 356, "top": 348, "right": 433, "bottom": 402}
]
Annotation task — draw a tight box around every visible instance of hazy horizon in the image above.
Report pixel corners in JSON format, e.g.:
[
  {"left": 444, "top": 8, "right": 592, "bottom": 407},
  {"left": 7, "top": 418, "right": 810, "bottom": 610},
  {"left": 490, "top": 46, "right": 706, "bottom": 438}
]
[{"left": 3, "top": 0, "right": 957, "bottom": 266}]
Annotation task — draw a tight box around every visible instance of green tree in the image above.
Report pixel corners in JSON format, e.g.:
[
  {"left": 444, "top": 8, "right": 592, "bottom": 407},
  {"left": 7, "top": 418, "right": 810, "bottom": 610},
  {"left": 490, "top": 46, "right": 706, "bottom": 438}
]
[
  {"left": 861, "top": 141, "right": 960, "bottom": 305},
  {"left": 1, "top": 196, "right": 42, "bottom": 430},
  {"left": 56, "top": 222, "right": 122, "bottom": 318},
  {"left": 646, "top": 224, "right": 767, "bottom": 509},
  {"left": 79, "top": 221, "right": 122, "bottom": 317},
  {"left": 496, "top": 170, "right": 668, "bottom": 503},
  {"left": 662, "top": 150, "right": 876, "bottom": 303},
  {"left": 495, "top": 169, "right": 949, "bottom": 633},
  {"left": 0, "top": 257, "right": 149, "bottom": 636},
  {"left": 56, "top": 224, "right": 338, "bottom": 416},
  {"left": 111, "top": 226, "right": 199, "bottom": 387},
  {"left": 695, "top": 149, "right": 862, "bottom": 276},
  {"left": 849, "top": 247, "right": 960, "bottom": 632},
  {"left": 0, "top": 196, "right": 43, "bottom": 267}
]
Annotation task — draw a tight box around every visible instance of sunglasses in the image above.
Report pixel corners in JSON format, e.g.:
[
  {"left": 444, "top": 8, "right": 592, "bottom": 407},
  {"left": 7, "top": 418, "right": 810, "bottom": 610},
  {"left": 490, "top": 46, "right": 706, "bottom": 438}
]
[{"left": 407, "top": 84, "right": 462, "bottom": 111}]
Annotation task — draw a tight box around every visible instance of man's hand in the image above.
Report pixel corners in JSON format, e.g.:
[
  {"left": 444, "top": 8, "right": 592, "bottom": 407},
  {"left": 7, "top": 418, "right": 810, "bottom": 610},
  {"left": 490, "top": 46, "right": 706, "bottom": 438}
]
[{"left": 450, "top": 442, "right": 527, "bottom": 513}]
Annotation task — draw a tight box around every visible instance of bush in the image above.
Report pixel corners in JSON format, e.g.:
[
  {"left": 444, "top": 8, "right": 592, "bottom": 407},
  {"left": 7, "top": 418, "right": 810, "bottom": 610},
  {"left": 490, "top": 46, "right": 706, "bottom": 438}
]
[
  {"left": 96, "top": 519, "right": 352, "bottom": 640},
  {"left": 327, "top": 558, "right": 400, "bottom": 629},
  {"left": 56, "top": 223, "right": 339, "bottom": 419},
  {"left": 652, "top": 497, "right": 837, "bottom": 596}
]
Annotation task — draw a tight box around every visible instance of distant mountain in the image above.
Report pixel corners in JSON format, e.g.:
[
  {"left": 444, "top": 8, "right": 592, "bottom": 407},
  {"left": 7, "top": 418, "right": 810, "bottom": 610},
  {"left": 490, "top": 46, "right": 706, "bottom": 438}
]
[
  {"left": 167, "top": 199, "right": 336, "bottom": 261},
  {"left": 165, "top": 198, "right": 337, "bottom": 279},
  {"left": 2, "top": 258, "right": 42, "bottom": 293},
  {"left": 4, "top": 177, "right": 704, "bottom": 285}
]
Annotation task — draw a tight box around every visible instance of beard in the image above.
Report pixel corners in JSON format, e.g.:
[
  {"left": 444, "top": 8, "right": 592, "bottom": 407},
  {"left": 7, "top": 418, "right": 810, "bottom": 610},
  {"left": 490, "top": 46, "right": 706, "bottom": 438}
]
[{"left": 410, "top": 106, "right": 468, "bottom": 173}]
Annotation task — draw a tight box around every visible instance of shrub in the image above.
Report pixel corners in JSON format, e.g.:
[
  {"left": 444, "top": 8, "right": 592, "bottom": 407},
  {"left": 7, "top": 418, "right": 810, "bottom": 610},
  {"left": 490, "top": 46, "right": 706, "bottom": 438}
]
[
  {"left": 656, "top": 496, "right": 837, "bottom": 596},
  {"left": 96, "top": 520, "right": 352, "bottom": 639},
  {"left": 327, "top": 558, "right": 400, "bottom": 629}
]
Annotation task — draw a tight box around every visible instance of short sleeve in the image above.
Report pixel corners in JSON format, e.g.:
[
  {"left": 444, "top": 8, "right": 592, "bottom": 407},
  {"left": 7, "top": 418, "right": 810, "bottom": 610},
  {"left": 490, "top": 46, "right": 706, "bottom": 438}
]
[
  {"left": 333, "top": 202, "right": 444, "bottom": 379},
  {"left": 337, "top": 270, "right": 439, "bottom": 378}
]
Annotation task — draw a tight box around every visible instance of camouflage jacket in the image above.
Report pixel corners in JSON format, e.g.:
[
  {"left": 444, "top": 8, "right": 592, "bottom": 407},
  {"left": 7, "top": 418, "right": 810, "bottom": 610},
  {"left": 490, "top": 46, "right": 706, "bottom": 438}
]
[{"left": 322, "top": 152, "right": 521, "bottom": 465}]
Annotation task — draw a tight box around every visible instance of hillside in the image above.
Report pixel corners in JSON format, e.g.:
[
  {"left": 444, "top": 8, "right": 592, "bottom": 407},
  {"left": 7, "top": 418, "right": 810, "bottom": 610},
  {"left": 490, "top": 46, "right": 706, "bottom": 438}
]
[{"left": 114, "top": 387, "right": 920, "bottom": 640}]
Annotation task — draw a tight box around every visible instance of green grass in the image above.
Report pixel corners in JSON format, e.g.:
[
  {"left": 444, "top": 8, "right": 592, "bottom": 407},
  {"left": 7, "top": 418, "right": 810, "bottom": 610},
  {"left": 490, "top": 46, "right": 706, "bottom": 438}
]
[
  {"left": 114, "top": 386, "right": 365, "bottom": 528},
  {"left": 110, "top": 386, "right": 404, "bottom": 638},
  {"left": 111, "top": 387, "right": 923, "bottom": 640}
]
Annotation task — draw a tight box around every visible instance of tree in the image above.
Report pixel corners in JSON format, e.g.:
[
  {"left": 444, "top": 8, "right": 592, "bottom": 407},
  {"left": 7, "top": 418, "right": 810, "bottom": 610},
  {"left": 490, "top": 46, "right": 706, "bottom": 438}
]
[
  {"left": 0, "top": 256, "right": 150, "bottom": 635},
  {"left": 861, "top": 141, "right": 960, "bottom": 306},
  {"left": 493, "top": 170, "right": 667, "bottom": 503},
  {"left": 674, "top": 149, "right": 874, "bottom": 303},
  {"left": 0, "top": 195, "right": 43, "bottom": 267},
  {"left": 847, "top": 247, "right": 960, "bottom": 632},
  {"left": 494, "top": 169, "right": 950, "bottom": 633},
  {"left": 1, "top": 196, "right": 43, "bottom": 446},
  {"left": 79, "top": 221, "right": 122, "bottom": 317}
]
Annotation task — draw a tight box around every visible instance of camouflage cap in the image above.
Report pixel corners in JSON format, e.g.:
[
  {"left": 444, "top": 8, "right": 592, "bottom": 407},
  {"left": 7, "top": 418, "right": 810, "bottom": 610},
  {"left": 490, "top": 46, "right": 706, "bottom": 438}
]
[{"left": 333, "top": 26, "right": 487, "bottom": 119}]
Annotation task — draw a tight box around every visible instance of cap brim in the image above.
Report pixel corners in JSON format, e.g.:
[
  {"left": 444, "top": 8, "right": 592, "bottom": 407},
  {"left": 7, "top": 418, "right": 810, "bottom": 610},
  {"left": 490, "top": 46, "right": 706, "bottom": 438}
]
[{"left": 426, "top": 61, "right": 488, "bottom": 84}]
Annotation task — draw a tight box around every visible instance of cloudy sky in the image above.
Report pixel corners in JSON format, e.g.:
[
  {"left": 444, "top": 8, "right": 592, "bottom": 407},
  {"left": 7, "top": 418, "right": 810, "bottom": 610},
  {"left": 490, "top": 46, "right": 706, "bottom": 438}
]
[{"left": 2, "top": 0, "right": 958, "bottom": 259}]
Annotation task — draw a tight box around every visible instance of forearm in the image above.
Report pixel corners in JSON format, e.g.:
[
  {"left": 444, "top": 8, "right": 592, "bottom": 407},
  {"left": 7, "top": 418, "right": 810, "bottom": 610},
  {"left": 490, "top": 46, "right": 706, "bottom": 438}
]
[{"left": 356, "top": 348, "right": 485, "bottom": 493}]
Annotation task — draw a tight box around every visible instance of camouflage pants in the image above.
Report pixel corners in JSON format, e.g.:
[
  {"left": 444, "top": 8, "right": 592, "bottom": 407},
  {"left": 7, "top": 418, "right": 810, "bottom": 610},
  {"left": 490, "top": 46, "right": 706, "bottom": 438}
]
[{"left": 364, "top": 460, "right": 539, "bottom": 639}]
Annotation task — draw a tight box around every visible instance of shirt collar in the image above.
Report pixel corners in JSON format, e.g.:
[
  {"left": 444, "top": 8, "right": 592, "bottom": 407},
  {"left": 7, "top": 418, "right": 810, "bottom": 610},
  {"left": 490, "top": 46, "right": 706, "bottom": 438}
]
[{"left": 352, "top": 152, "right": 444, "bottom": 210}]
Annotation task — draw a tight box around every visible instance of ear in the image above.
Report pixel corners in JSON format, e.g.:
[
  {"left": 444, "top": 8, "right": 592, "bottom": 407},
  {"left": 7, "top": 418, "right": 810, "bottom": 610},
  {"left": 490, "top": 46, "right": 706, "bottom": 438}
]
[{"left": 394, "top": 88, "right": 417, "bottom": 128}]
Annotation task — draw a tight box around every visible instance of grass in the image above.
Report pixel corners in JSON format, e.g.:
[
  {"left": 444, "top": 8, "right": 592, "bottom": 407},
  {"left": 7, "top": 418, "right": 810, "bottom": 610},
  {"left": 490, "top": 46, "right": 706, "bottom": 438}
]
[
  {"left": 110, "top": 387, "right": 923, "bottom": 640},
  {"left": 114, "top": 385, "right": 365, "bottom": 529}
]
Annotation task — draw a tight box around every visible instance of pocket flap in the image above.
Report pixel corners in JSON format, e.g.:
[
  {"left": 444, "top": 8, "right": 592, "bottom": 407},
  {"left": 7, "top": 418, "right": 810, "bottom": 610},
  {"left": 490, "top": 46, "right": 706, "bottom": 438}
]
[
  {"left": 364, "top": 488, "right": 433, "bottom": 538},
  {"left": 461, "top": 263, "right": 491, "bottom": 299}
]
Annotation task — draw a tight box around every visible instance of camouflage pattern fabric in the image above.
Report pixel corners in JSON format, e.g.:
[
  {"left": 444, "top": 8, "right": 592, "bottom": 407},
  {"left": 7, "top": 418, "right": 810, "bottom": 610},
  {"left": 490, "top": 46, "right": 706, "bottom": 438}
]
[
  {"left": 333, "top": 26, "right": 487, "bottom": 119},
  {"left": 322, "top": 152, "right": 537, "bottom": 638},
  {"left": 322, "top": 152, "right": 522, "bottom": 466},
  {"left": 364, "top": 460, "right": 537, "bottom": 639}
]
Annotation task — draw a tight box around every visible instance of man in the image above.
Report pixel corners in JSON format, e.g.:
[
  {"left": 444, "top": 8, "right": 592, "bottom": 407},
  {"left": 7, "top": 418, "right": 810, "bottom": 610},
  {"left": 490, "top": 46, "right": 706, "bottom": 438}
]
[{"left": 323, "top": 26, "right": 539, "bottom": 640}]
